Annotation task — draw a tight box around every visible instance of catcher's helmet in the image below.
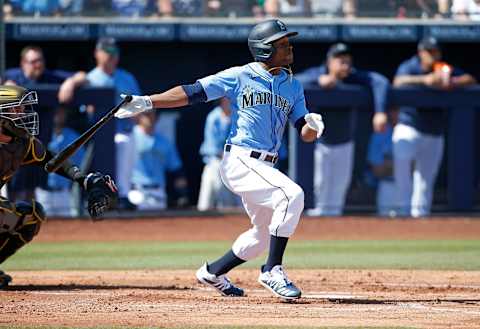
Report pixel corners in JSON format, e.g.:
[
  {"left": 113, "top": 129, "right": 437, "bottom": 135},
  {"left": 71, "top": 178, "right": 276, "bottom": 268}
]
[
  {"left": 0, "top": 85, "right": 39, "bottom": 135},
  {"left": 248, "top": 19, "right": 298, "bottom": 62}
]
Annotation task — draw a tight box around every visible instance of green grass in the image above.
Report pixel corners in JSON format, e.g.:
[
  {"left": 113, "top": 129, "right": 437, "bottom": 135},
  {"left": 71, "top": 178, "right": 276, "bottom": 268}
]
[{"left": 3, "top": 240, "right": 479, "bottom": 271}]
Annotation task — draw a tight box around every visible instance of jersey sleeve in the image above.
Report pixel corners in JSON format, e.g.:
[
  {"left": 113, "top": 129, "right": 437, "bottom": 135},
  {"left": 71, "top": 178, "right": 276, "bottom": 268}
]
[
  {"left": 288, "top": 81, "right": 309, "bottom": 125},
  {"left": 294, "top": 66, "right": 325, "bottom": 86},
  {"left": 395, "top": 60, "right": 414, "bottom": 77},
  {"left": 197, "top": 67, "right": 239, "bottom": 102}
]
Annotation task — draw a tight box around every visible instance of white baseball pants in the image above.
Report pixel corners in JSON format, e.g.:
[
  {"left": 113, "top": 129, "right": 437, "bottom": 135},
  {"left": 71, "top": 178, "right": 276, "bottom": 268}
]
[
  {"left": 220, "top": 145, "right": 304, "bottom": 261},
  {"left": 393, "top": 124, "right": 444, "bottom": 217},
  {"left": 114, "top": 132, "right": 135, "bottom": 198},
  {"left": 376, "top": 180, "right": 398, "bottom": 217},
  {"left": 312, "top": 141, "right": 354, "bottom": 216},
  {"left": 35, "top": 187, "right": 73, "bottom": 217}
]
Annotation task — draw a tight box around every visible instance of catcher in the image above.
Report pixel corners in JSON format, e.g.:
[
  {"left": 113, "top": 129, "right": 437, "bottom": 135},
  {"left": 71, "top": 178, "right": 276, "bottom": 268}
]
[{"left": 0, "top": 85, "right": 118, "bottom": 289}]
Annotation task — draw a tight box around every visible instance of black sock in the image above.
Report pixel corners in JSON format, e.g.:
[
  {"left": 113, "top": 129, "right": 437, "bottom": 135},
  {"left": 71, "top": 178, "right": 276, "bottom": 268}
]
[
  {"left": 207, "top": 249, "right": 245, "bottom": 276},
  {"left": 263, "top": 235, "right": 289, "bottom": 272}
]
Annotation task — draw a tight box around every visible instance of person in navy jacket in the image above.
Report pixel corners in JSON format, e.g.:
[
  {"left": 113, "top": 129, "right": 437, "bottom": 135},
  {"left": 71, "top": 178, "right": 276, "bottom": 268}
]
[{"left": 296, "top": 43, "right": 389, "bottom": 216}]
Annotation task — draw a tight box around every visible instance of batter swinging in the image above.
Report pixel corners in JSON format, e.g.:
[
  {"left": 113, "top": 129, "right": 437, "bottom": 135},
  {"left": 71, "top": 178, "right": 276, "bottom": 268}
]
[{"left": 114, "top": 19, "right": 324, "bottom": 300}]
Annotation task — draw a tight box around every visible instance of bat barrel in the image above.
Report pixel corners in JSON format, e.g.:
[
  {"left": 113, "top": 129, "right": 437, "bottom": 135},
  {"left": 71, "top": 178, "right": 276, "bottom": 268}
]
[{"left": 44, "top": 95, "right": 132, "bottom": 173}]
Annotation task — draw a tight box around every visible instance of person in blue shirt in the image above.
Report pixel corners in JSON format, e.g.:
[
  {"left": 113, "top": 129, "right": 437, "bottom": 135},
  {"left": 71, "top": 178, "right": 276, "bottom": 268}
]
[
  {"left": 35, "top": 107, "right": 85, "bottom": 217},
  {"left": 197, "top": 97, "right": 239, "bottom": 211},
  {"left": 114, "top": 19, "right": 324, "bottom": 300},
  {"left": 3, "top": 45, "right": 86, "bottom": 203},
  {"left": 296, "top": 42, "right": 389, "bottom": 216},
  {"left": 86, "top": 38, "right": 142, "bottom": 211},
  {"left": 393, "top": 37, "right": 477, "bottom": 217},
  {"left": 128, "top": 111, "right": 188, "bottom": 210}
]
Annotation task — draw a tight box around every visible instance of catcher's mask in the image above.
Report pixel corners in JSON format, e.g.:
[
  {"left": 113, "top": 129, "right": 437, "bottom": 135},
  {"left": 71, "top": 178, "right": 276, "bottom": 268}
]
[{"left": 0, "top": 85, "right": 39, "bottom": 136}]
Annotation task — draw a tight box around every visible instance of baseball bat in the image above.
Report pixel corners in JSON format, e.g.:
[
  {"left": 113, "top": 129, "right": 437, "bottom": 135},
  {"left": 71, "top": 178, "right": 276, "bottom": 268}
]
[{"left": 44, "top": 95, "right": 133, "bottom": 173}]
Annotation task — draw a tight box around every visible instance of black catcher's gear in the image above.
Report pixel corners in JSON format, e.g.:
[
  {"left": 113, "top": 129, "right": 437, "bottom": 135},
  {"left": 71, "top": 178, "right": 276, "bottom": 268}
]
[
  {"left": 83, "top": 173, "right": 118, "bottom": 220},
  {"left": 0, "top": 85, "right": 39, "bottom": 136}
]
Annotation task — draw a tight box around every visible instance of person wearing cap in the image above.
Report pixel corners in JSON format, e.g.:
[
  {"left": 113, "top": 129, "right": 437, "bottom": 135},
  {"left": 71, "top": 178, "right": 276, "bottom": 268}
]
[
  {"left": 3, "top": 45, "right": 87, "bottom": 202},
  {"left": 86, "top": 38, "right": 142, "bottom": 211},
  {"left": 296, "top": 43, "right": 389, "bottom": 216},
  {"left": 393, "top": 37, "right": 476, "bottom": 218},
  {"left": 112, "top": 19, "right": 323, "bottom": 300}
]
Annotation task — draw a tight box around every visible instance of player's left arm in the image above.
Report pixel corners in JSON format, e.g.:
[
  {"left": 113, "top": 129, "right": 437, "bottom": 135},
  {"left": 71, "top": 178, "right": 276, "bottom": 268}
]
[
  {"left": 361, "top": 70, "right": 390, "bottom": 133},
  {"left": 290, "top": 82, "right": 322, "bottom": 142},
  {"left": 27, "top": 137, "right": 118, "bottom": 219}
]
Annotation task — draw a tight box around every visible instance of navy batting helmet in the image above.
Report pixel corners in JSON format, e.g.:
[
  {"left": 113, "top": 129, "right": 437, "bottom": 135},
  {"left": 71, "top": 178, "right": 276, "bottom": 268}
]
[{"left": 248, "top": 19, "right": 298, "bottom": 62}]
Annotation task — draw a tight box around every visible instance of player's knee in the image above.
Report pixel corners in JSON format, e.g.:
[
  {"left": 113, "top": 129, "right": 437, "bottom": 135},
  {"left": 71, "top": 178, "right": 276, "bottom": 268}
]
[
  {"left": 288, "top": 185, "right": 304, "bottom": 213},
  {"left": 232, "top": 226, "right": 269, "bottom": 260},
  {"left": 15, "top": 200, "right": 46, "bottom": 241}
]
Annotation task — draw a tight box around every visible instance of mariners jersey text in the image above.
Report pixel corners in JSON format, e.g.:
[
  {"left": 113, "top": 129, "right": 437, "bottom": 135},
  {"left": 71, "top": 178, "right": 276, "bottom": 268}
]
[{"left": 240, "top": 86, "right": 292, "bottom": 116}]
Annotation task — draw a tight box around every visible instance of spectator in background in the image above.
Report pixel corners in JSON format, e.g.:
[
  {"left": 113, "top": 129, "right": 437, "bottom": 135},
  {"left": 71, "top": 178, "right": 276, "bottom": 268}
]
[
  {"left": 128, "top": 111, "right": 189, "bottom": 210},
  {"left": 365, "top": 109, "right": 399, "bottom": 217},
  {"left": 452, "top": 0, "right": 480, "bottom": 20},
  {"left": 86, "top": 38, "right": 141, "bottom": 211},
  {"left": 81, "top": 0, "right": 112, "bottom": 16},
  {"left": 296, "top": 43, "right": 389, "bottom": 216},
  {"left": 4, "top": 46, "right": 86, "bottom": 104},
  {"left": 111, "top": 0, "right": 173, "bottom": 17},
  {"left": 343, "top": 0, "right": 448, "bottom": 18},
  {"left": 393, "top": 37, "right": 476, "bottom": 217},
  {"left": 197, "top": 98, "right": 239, "bottom": 211},
  {"left": 3, "top": 45, "right": 86, "bottom": 202},
  {"left": 171, "top": 0, "right": 203, "bottom": 16},
  {"left": 264, "top": 0, "right": 311, "bottom": 16},
  {"left": 58, "top": 0, "right": 84, "bottom": 15},
  {"left": 35, "top": 106, "right": 85, "bottom": 217},
  {"left": 7, "top": 0, "right": 60, "bottom": 16},
  {"left": 309, "top": 0, "right": 348, "bottom": 17},
  {"left": 205, "top": 0, "right": 263, "bottom": 17}
]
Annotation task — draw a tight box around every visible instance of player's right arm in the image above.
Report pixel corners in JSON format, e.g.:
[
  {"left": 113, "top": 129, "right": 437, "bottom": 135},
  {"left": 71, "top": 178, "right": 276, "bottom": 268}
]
[
  {"left": 115, "top": 67, "right": 238, "bottom": 119},
  {"left": 393, "top": 60, "right": 438, "bottom": 87}
]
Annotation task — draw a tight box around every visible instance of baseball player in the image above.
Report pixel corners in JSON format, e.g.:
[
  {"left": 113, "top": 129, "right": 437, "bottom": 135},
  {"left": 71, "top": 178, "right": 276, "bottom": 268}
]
[
  {"left": 114, "top": 19, "right": 324, "bottom": 299},
  {"left": 0, "top": 85, "right": 118, "bottom": 289},
  {"left": 197, "top": 97, "right": 239, "bottom": 211},
  {"left": 296, "top": 43, "right": 389, "bottom": 216},
  {"left": 393, "top": 37, "right": 476, "bottom": 217}
]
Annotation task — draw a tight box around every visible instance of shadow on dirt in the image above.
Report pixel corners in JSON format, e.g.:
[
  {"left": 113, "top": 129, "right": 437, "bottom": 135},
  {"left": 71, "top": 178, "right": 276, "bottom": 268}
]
[
  {"left": 324, "top": 297, "right": 480, "bottom": 304},
  {"left": 5, "top": 284, "right": 193, "bottom": 291}
]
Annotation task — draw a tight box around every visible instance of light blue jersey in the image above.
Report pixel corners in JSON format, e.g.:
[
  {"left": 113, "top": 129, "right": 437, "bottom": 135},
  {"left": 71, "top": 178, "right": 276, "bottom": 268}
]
[
  {"left": 198, "top": 62, "right": 308, "bottom": 153},
  {"left": 87, "top": 67, "right": 141, "bottom": 133},
  {"left": 199, "top": 106, "right": 231, "bottom": 164},
  {"left": 47, "top": 128, "right": 85, "bottom": 190},
  {"left": 131, "top": 126, "right": 182, "bottom": 188}
]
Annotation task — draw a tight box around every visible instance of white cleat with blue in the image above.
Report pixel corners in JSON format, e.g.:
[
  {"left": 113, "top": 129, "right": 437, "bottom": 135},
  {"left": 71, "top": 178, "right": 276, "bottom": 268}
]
[
  {"left": 258, "top": 265, "right": 302, "bottom": 300},
  {"left": 196, "top": 263, "right": 244, "bottom": 297}
]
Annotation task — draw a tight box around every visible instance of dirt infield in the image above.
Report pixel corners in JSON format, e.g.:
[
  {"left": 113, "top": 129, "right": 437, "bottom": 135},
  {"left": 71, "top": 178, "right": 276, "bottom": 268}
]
[{"left": 2, "top": 216, "right": 480, "bottom": 328}]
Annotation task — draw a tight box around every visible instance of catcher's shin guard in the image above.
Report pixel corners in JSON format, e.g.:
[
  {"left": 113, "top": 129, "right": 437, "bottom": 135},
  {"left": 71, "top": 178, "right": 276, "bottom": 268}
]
[{"left": 0, "top": 200, "right": 46, "bottom": 264}]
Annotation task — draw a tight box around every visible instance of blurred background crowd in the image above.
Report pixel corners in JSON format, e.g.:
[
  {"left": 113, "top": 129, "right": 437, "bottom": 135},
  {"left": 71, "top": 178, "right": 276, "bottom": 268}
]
[
  {"left": 1, "top": 1, "right": 480, "bottom": 218},
  {"left": 2, "top": 0, "right": 480, "bottom": 20}
]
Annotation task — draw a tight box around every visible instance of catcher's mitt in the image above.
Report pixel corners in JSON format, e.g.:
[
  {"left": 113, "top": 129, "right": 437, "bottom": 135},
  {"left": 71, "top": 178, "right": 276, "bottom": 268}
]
[{"left": 83, "top": 172, "right": 118, "bottom": 220}]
